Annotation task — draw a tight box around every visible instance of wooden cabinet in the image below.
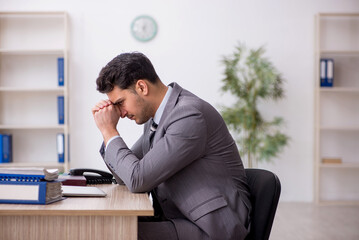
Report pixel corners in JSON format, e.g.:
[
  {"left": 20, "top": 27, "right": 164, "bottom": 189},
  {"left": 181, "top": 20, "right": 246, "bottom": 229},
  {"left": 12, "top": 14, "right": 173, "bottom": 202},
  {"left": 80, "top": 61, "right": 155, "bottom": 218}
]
[
  {"left": 0, "top": 12, "right": 69, "bottom": 172},
  {"left": 315, "top": 13, "right": 359, "bottom": 204}
]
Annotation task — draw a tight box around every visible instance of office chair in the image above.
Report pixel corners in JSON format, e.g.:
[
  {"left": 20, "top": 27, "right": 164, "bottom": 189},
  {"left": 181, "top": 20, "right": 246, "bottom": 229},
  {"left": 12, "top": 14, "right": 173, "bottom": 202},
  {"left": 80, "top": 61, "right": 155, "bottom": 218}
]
[{"left": 245, "top": 168, "right": 281, "bottom": 240}]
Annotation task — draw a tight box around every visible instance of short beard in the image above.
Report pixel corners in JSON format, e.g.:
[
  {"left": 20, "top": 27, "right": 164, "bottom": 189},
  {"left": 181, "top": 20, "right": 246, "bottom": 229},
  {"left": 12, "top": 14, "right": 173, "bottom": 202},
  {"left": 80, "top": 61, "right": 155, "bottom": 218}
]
[{"left": 133, "top": 93, "right": 154, "bottom": 125}]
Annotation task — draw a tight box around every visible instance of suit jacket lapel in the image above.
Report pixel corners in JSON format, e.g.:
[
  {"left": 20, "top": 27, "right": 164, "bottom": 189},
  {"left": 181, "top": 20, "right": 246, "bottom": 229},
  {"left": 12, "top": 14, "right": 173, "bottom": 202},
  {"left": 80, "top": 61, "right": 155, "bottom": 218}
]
[
  {"left": 143, "top": 82, "right": 183, "bottom": 154},
  {"left": 159, "top": 82, "right": 183, "bottom": 126}
]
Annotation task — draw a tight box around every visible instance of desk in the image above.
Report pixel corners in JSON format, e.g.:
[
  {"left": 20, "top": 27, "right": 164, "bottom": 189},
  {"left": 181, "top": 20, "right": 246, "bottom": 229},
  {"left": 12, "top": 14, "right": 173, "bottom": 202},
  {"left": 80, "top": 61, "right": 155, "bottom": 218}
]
[{"left": 0, "top": 184, "right": 154, "bottom": 240}]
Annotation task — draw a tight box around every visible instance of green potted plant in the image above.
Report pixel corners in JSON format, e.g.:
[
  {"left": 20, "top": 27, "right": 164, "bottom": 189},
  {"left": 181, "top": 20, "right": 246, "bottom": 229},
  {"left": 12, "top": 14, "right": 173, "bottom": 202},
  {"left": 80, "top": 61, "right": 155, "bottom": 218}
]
[{"left": 220, "top": 43, "right": 289, "bottom": 168}]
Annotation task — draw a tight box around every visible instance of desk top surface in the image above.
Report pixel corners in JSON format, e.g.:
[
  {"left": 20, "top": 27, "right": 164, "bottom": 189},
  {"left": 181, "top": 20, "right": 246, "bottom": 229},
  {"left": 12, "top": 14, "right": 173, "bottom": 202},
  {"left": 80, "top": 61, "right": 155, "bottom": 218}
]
[{"left": 0, "top": 184, "right": 154, "bottom": 216}]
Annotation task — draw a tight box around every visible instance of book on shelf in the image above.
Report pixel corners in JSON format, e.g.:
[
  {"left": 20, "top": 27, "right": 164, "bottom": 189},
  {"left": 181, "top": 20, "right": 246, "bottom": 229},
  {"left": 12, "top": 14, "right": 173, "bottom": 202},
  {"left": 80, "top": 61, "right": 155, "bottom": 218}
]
[
  {"left": 320, "top": 58, "right": 334, "bottom": 87},
  {"left": 0, "top": 168, "right": 63, "bottom": 204},
  {"left": 57, "top": 96, "right": 64, "bottom": 124},
  {"left": 57, "top": 133, "right": 64, "bottom": 163},
  {"left": 322, "top": 158, "right": 342, "bottom": 164},
  {"left": 0, "top": 134, "right": 12, "bottom": 163},
  {"left": 58, "top": 57, "right": 64, "bottom": 86}
]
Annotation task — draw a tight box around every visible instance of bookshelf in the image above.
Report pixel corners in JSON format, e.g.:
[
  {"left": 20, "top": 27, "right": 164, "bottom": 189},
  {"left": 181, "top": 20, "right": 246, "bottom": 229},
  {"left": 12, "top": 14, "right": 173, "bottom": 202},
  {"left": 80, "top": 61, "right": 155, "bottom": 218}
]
[
  {"left": 0, "top": 12, "right": 69, "bottom": 172},
  {"left": 314, "top": 13, "right": 359, "bottom": 204}
]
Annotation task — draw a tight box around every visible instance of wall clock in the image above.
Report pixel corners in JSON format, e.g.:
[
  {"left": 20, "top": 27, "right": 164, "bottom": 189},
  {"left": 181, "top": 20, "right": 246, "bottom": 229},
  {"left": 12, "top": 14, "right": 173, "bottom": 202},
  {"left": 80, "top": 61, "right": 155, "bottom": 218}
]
[{"left": 131, "top": 15, "right": 158, "bottom": 42}]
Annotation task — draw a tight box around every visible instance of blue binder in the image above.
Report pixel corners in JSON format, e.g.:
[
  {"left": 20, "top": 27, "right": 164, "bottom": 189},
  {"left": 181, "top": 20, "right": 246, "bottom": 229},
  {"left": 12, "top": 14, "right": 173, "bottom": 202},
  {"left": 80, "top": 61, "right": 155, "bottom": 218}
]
[
  {"left": 326, "top": 59, "right": 334, "bottom": 86},
  {"left": 320, "top": 58, "right": 334, "bottom": 87},
  {"left": 0, "top": 134, "right": 12, "bottom": 163},
  {"left": 58, "top": 57, "right": 64, "bottom": 86},
  {"left": 0, "top": 181, "right": 48, "bottom": 204},
  {"left": 0, "top": 171, "right": 63, "bottom": 204},
  {"left": 320, "top": 59, "right": 327, "bottom": 86},
  {"left": 57, "top": 96, "right": 64, "bottom": 124},
  {"left": 57, "top": 133, "right": 64, "bottom": 163},
  {"left": 0, "top": 135, "right": 2, "bottom": 163}
]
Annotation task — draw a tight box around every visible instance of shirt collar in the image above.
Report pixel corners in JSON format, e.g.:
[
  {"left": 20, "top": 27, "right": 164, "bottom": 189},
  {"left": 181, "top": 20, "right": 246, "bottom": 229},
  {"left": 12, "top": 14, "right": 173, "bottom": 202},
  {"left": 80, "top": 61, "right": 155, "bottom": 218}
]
[{"left": 153, "top": 85, "right": 173, "bottom": 125}]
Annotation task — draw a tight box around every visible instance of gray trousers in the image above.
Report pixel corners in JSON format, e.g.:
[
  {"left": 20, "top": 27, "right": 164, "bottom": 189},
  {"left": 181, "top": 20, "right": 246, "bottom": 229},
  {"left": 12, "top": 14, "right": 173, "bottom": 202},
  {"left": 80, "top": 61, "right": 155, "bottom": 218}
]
[{"left": 138, "top": 217, "right": 178, "bottom": 240}]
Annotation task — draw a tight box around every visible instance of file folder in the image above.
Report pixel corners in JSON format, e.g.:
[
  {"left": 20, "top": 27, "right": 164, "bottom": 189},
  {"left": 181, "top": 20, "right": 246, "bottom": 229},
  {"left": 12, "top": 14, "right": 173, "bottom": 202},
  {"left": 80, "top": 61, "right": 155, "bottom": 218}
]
[
  {"left": 58, "top": 96, "right": 65, "bottom": 124},
  {"left": 57, "top": 133, "right": 64, "bottom": 163},
  {"left": 320, "top": 58, "right": 334, "bottom": 87},
  {"left": 0, "top": 134, "right": 12, "bottom": 163},
  {"left": 58, "top": 57, "right": 64, "bottom": 86}
]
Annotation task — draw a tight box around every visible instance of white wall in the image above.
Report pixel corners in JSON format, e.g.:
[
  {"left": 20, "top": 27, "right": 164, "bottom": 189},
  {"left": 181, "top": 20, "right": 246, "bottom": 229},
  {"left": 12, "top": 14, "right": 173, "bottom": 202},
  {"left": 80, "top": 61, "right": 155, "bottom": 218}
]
[{"left": 1, "top": 0, "right": 358, "bottom": 202}]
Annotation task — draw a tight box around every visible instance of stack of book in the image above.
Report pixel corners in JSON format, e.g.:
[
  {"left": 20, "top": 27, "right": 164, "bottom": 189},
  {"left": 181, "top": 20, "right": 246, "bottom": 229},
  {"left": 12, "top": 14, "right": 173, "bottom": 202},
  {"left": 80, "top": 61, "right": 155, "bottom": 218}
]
[{"left": 0, "top": 168, "right": 63, "bottom": 204}]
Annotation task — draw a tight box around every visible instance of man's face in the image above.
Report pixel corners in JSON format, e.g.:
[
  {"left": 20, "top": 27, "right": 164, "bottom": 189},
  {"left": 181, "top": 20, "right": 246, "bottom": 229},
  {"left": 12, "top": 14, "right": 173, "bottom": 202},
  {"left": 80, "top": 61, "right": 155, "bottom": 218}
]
[{"left": 107, "top": 85, "right": 153, "bottom": 124}]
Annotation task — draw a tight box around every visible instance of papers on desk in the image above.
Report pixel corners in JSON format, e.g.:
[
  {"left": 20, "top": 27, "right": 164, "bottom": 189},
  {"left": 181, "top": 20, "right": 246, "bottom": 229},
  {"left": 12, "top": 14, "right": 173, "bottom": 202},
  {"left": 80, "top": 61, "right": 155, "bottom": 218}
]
[
  {"left": 0, "top": 167, "right": 59, "bottom": 181},
  {"left": 62, "top": 186, "right": 107, "bottom": 197}
]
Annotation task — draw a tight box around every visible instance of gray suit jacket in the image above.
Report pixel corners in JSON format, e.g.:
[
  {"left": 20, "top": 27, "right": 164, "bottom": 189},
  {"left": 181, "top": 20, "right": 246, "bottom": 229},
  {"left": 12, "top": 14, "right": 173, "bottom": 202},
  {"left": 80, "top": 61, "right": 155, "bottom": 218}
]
[{"left": 100, "top": 82, "right": 251, "bottom": 240}]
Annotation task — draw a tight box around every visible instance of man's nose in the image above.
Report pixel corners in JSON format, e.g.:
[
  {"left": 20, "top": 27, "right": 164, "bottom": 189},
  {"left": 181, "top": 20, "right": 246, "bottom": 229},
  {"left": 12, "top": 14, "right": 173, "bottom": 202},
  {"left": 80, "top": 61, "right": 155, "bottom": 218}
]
[{"left": 120, "top": 109, "right": 128, "bottom": 118}]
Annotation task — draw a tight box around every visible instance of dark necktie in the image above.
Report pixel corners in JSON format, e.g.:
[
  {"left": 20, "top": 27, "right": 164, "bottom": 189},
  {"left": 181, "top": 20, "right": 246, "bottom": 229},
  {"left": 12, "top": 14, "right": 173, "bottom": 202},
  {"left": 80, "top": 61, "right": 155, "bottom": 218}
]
[
  {"left": 148, "top": 119, "right": 164, "bottom": 218},
  {"left": 149, "top": 120, "right": 158, "bottom": 148}
]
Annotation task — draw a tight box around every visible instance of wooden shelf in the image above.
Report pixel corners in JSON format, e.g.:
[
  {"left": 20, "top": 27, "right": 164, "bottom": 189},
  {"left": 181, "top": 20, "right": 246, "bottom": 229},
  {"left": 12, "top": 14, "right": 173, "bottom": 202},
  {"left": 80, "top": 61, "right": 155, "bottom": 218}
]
[
  {"left": 319, "top": 50, "right": 359, "bottom": 55},
  {"left": 319, "top": 13, "right": 359, "bottom": 17},
  {"left": 320, "top": 126, "right": 359, "bottom": 131},
  {"left": 0, "top": 125, "right": 66, "bottom": 130},
  {"left": 0, "top": 11, "right": 66, "bottom": 16},
  {"left": 0, "top": 87, "right": 65, "bottom": 92},
  {"left": 318, "top": 200, "right": 359, "bottom": 206},
  {"left": 319, "top": 87, "right": 359, "bottom": 93},
  {"left": 0, "top": 11, "right": 70, "bottom": 173},
  {"left": 320, "top": 163, "right": 359, "bottom": 168},
  {"left": 0, "top": 48, "right": 65, "bottom": 55},
  {"left": 0, "top": 162, "right": 64, "bottom": 168},
  {"left": 315, "top": 12, "right": 359, "bottom": 205}
]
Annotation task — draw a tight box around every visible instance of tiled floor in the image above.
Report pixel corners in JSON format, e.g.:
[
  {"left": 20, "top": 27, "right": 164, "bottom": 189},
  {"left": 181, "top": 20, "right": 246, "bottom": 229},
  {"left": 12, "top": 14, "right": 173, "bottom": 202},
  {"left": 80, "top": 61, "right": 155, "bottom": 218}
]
[{"left": 270, "top": 202, "right": 359, "bottom": 240}]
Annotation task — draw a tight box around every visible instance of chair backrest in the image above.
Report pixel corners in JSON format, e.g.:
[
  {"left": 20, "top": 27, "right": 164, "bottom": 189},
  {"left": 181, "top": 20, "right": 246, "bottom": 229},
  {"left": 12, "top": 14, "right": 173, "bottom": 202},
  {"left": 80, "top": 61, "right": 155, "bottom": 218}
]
[{"left": 245, "top": 168, "right": 281, "bottom": 240}]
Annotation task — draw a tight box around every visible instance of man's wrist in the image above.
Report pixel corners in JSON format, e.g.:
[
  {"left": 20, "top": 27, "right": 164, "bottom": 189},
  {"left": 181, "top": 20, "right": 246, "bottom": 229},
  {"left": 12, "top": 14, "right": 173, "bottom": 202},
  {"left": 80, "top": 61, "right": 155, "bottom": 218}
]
[{"left": 102, "top": 129, "right": 120, "bottom": 146}]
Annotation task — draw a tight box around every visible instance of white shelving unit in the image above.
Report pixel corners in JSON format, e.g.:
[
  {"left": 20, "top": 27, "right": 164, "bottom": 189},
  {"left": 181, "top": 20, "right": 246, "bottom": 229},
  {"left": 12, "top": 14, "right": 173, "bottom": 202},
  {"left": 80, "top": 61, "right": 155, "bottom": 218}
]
[
  {"left": 314, "top": 13, "right": 359, "bottom": 204},
  {"left": 0, "top": 12, "right": 69, "bottom": 172}
]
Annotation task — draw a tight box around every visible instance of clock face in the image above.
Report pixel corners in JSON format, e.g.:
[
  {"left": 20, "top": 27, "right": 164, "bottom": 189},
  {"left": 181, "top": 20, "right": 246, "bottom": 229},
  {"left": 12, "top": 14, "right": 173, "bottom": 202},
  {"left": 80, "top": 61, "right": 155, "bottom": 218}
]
[{"left": 131, "top": 15, "right": 158, "bottom": 42}]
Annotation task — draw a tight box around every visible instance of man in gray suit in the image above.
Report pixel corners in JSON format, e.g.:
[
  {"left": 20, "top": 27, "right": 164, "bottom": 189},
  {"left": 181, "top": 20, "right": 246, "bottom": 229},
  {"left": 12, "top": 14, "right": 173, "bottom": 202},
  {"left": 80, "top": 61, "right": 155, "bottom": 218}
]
[{"left": 92, "top": 52, "right": 251, "bottom": 240}]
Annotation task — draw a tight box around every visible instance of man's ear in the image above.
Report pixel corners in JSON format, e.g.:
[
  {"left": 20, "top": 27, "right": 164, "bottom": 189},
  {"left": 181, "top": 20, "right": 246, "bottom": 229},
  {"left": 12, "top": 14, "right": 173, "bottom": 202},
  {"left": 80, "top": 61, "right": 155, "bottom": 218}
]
[{"left": 135, "top": 80, "right": 149, "bottom": 96}]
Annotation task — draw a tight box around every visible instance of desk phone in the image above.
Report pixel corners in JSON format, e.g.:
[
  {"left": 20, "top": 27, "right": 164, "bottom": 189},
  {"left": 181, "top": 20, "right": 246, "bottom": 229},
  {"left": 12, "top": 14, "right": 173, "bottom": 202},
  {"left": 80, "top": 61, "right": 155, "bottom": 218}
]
[{"left": 69, "top": 168, "right": 116, "bottom": 184}]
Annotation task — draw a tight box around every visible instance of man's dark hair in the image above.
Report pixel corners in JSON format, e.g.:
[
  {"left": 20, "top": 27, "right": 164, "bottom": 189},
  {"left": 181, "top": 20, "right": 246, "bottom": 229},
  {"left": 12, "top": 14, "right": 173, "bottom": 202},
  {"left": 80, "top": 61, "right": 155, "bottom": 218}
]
[{"left": 96, "top": 52, "right": 159, "bottom": 93}]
